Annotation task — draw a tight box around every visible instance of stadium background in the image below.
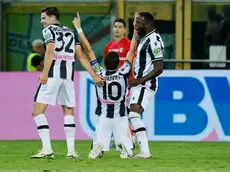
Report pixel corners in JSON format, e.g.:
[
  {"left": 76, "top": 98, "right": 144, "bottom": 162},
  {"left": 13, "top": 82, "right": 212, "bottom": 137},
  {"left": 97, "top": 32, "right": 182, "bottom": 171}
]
[
  {"left": 0, "top": 1, "right": 230, "bottom": 171},
  {"left": 0, "top": 0, "right": 230, "bottom": 141}
]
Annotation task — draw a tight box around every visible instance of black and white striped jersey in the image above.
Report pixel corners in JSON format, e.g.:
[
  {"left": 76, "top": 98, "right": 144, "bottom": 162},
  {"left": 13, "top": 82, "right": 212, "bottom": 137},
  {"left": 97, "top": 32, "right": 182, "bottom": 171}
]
[
  {"left": 95, "top": 61, "right": 131, "bottom": 118},
  {"left": 42, "top": 24, "right": 80, "bottom": 81},
  {"left": 134, "top": 30, "right": 164, "bottom": 90}
]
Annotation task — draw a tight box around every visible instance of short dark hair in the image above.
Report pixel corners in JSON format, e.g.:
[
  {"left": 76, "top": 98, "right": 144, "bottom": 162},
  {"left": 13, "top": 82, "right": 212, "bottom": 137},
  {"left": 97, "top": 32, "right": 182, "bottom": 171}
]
[
  {"left": 41, "top": 7, "right": 60, "bottom": 20},
  {"left": 104, "top": 52, "right": 119, "bottom": 70},
  {"left": 114, "top": 18, "right": 126, "bottom": 28},
  {"left": 139, "top": 12, "right": 154, "bottom": 24}
]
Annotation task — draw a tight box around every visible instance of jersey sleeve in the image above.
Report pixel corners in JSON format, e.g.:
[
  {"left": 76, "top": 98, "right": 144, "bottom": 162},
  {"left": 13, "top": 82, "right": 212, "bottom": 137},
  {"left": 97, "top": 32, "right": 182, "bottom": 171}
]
[
  {"left": 74, "top": 31, "right": 80, "bottom": 46},
  {"left": 92, "top": 63, "right": 105, "bottom": 75},
  {"left": 149, "top": 34, "right": 164, "bottom": 61},
  {"left": 118, "top": 60, "right": 132, "bottom": 78},
  {"left": 42, "top": 27, "right": 55, "bottom": 46}
]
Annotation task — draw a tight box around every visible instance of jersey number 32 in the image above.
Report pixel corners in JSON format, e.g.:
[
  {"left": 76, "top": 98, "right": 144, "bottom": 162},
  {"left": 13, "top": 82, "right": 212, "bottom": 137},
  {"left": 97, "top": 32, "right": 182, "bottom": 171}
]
[{"left": 55, "top": 32, "right": 74, "bottom": 53}]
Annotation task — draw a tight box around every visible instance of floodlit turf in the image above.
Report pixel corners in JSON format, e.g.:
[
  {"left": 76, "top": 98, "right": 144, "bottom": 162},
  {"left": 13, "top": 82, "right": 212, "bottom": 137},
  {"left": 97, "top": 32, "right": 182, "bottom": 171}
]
[{"left": 0, "top": 141, "right": 230, "bottom": 172}]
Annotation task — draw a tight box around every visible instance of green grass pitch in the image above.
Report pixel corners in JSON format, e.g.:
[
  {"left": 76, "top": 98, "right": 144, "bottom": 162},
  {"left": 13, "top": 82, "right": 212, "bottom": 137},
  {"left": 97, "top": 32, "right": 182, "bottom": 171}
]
[{"left": 0, "top": 141, "right": 230, "bottom": 172}]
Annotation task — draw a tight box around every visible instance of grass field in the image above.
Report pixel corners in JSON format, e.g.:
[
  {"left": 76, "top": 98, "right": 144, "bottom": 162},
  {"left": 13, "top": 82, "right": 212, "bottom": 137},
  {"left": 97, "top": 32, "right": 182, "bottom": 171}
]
[{"left": 0, "top": 141, "right": 230, "bottom": 172}]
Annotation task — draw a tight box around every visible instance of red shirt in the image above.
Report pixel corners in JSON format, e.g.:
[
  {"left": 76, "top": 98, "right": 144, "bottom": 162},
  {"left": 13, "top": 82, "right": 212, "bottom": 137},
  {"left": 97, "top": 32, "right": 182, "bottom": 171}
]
[{"left": 104, "top": 37, "right": 134, "bottom": 80}]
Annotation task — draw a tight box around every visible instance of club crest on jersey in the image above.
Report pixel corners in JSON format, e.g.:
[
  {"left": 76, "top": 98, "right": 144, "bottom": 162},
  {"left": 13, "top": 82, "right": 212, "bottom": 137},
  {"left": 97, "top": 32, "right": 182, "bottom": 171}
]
[
  {"left": 119, "top": 48, "right": 123, "bottom": 53},
  {"left": 154, "top": 48, "right": 161, "bottom": 55},
  {"left": 109, "top": 49, "right": 119, "bottom": 52}
]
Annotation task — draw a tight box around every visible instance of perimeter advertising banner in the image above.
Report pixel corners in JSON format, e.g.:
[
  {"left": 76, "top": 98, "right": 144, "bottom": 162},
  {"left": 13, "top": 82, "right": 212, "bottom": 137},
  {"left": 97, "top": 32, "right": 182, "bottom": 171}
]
[{"left": 0, "top": 71, "right": 229, "bottom": 141}]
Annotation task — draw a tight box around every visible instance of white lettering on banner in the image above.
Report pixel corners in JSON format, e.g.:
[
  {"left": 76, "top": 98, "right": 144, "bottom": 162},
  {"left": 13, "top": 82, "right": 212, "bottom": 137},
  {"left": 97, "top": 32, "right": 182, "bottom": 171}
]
[{"left": 78, "top": 71, "right": 230, "bottom": 141}]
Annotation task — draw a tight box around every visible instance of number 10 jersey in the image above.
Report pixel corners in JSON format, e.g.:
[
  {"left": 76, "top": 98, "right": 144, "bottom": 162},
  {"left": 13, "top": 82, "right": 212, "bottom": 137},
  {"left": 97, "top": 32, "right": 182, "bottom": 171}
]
[
  {"left": 95, "top": 61, "right": 131, "bottom": 118},
  {"left": 42, "top": 24, "right": 79, "bottom": 81}
]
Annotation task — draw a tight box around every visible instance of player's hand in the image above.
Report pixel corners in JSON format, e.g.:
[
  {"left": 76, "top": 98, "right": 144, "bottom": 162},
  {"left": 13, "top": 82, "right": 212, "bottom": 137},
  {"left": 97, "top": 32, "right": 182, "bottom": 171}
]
[
  {"left": 129, "top": 78, "right": 144, "bottom": 88},
  {"left": 37, "top": 73, "right": 48, "bottom": 84},
  {"left": 72, "top": 12, "right": 81, "bottom": 29},
  {"left": 92, "top": 74, "right": 104, "bottom": 87}
]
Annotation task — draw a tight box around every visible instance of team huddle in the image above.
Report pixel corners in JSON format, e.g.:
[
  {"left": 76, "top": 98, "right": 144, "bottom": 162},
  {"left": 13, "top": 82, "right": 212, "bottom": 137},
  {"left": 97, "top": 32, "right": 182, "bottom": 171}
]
[{"left": 31, "top": 6, "right": 164, "bottom": 159}]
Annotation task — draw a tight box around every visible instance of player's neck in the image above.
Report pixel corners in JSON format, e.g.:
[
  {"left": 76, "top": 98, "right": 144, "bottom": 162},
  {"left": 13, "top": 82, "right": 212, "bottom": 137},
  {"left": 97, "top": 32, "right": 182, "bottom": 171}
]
[
  {"left": 145, "top": 28, "right": 155, "bottom": 35},
  {"left": 114, "top": 36, "right": 124, "bottom": 43},
  {"left": 52, "top": 20, "right": 60, "bottom": 25},
  {"left": 107, "top": 70, "right": 117, "bottom": 75}
]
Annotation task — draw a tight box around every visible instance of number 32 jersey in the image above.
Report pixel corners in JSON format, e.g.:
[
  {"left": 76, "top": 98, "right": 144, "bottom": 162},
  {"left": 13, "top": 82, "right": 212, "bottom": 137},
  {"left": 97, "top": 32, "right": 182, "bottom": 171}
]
[
  {"left": 42, "top": 24, "right": 79, "bottom": 81},
  {"left": 95, "top": 61, "right": 131, "bottom": 118}
]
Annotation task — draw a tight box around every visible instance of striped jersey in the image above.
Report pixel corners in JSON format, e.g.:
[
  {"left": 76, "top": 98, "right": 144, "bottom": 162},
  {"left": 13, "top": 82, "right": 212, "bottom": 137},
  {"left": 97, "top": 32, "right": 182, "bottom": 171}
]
[
  {"left": 134, "top": 30, "right": 164, "bottom": 90},
  {"left": 42, "top": 24, "right": 79, "bottom": 81},
  {"left": 95, "top": 61, "right": 131, "bottom": 118}
]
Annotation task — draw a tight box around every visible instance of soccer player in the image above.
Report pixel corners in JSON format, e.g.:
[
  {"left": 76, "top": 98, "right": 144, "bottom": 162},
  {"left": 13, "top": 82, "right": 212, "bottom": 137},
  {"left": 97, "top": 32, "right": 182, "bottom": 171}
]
[
  {"left": 30, "top": 7, "right": 103, "bottom": 159},
  {"left": 104, "top": 18, "right": 135, "bottom": 77},
  {"left": 72, "top": 13, "right": 136, "bottom": 159},
  {"left": 104, "top": 18, "right": 136, "bottom": 149},
  {"left": 128, "top": 12, "right": 164, "bottom": 158}
]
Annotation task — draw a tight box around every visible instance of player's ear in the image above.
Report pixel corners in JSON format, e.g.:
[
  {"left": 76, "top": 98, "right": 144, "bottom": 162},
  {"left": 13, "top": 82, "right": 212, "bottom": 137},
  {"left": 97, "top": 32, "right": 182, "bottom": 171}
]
[
  {"left": 123, "top": 29, "right": 126, "bottom": 36},
  {"left": 51, "top": 16, "right": 55, "bottom": 21}
]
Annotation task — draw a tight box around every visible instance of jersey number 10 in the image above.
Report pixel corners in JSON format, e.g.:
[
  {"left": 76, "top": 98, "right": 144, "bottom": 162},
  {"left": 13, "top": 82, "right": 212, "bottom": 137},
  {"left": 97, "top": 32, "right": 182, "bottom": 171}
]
[{"left": 103, "top": 82, "right": 122, "bottom": 101}]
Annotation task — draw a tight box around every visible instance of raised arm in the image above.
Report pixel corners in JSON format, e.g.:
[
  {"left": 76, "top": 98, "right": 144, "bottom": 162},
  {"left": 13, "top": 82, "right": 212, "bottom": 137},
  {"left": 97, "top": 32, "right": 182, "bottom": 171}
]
[
  {"left": 72, "top": 12, "right": 102, "bottom": 74},
  {"left": 75, "top": 44, "right": 103, "bottom": 86},
  {"left": 126, "top": 29, "right": 138, "bottom": 64},
  {"left": 126, "top": 13, "right": 139, "bottom": 64},
  {"left": 72, "top": 13, "right": 96, "bottom": 61}
]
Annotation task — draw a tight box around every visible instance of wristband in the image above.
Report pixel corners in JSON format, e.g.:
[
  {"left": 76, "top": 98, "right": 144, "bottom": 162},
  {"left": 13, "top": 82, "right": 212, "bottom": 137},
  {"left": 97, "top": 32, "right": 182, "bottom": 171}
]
[
  {"left": 90, "top": 59, "right": 98, "bottom": 66},
  {"left": 77, "top": 28, "right": 83, "bottom": 33},
  {"left": 90, "top": 60, "right": 101, "bottom": 73}
]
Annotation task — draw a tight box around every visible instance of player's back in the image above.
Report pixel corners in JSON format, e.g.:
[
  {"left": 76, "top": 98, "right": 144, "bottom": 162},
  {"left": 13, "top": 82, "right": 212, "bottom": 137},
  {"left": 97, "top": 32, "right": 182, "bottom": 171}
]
[
  {"left": 42, "top": 24, "right": 79, "bottom": 81},
  {"left": 95, "top": 61, "right": 131, "bottom": 118}
]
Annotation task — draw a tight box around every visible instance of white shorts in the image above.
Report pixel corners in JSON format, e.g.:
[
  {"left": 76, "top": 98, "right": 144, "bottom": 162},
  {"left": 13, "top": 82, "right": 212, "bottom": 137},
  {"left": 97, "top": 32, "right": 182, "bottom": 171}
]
[
  {"left": 34, "top": 78, "right": 76, "bottom": 107},
  {"left": 93, "top": 115, "right": 133, "bottom": 152},
  {"left": 129, "top": 85, "right": 156, "bottom": 111}
]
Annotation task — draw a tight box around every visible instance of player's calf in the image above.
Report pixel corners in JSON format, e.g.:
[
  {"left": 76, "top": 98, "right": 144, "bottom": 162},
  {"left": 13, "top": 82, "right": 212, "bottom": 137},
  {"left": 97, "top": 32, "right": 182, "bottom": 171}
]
[{"left": 129, "top": 111, "right": 150, "bottom": 154}]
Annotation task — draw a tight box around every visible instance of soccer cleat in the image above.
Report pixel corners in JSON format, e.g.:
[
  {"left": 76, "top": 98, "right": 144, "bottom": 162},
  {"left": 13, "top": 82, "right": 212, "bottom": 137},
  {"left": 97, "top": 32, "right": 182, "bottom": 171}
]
[
  {"left": 67, "top": 151, "right": 79, "bottom": 159},
  {"left": 132, "top": 152, "right": 152, "bottom": 159},
  {"left": 117, "top": 143, "right": 133, "bottom": 159},
  {"left": 98, "top": 151, "right": 104, "bottom": 158},
  {"left": 88, "top": 142, "right": 104, "bottom": 159},
  {"left": 30, "top": 150, "right": 54, "bottom": 159}
]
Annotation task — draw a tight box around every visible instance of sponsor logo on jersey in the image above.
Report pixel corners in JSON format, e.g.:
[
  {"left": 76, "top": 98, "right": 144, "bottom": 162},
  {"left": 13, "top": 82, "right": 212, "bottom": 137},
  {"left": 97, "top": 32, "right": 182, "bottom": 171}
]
[{"left": 44, "top": 33, "right": 52, "bottom": 41}]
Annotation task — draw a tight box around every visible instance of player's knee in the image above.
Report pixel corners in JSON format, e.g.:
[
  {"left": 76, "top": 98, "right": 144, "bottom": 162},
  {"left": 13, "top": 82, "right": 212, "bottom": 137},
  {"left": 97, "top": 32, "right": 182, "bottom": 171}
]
[
  {"left": 62, "top": 105, "right": 74, "bottom": 115},
  {"left": 130, "top": 104, "right": 143, "bottom": 114},
  {"left": 32, "top": 108, "right": 40, "bottom": 117},
  {"left": 128, "top": 111, "right": 146, "bottom": 135},
  {"left": 128, "top": 111, "right": 140, "bottom": 119}
]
